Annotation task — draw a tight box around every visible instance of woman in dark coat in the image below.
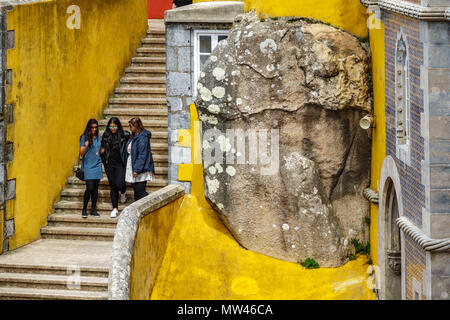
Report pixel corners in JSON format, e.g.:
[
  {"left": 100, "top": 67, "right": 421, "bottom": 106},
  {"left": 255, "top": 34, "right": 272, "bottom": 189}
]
[
  {"left": 101, "top": 117, "right": 130, "bottom": 218},
  {"left": 79, "top": 119, "right": 102, "bottom": 218},
  {"left": 125, "top": 118, "right": 155, "bottom": 201}
]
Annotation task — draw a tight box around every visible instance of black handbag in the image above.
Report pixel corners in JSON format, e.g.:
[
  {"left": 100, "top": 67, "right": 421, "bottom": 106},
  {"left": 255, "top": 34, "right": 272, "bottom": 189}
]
[{"left": 75, "top": 155, "right": 84, "bottom": 181}]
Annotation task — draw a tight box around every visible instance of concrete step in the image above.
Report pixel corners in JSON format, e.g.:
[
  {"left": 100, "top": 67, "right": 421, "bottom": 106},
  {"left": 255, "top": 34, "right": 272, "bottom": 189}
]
[
  {"left": 67, "top": 175, "right": 168, "bottom": 186},
  {"left": 103, "top": 107, "right": 168, "bottom": 120},
  {"left": 47, "top": 213, "right": 118, "bottom": 228},
  {"left": 136, "top": 52, "right": 166, "bottom": 58},
  {"left": 72, "top": 163, "right": 168, "bottom": 175},
  {"left": 0, "top": 272, "right": 108, "bottom": 292},
  {"left": 60, "top": 189, "right": 146, "bottom": 202},
  {"left": 114, "top": 86, "right": 166, "bottom": 98},
  {"left": 62, "top": 179, "right": 168, "bottom": 195},
  {"left": 99, "top": 129, "right": 168, "bottom": 142},
  {"left": 125, "top": 66, "right": 166, "bottom": 77},
  {"left": 41, "top": 226, "right": 115, "bottom": 241},
  {"left": 120, "top": 76, "right": 166, "bottom": 88},
  {"left": 142, "top": 37, "right": 165, "bottom": 45},
  {"left": 0, "top": 286, "right": 107, "bottom": 300},
  {"left": 131, "top": 56, "right": 166, "bottom": 65},
  {"left": 137, "top": 47, "right": 165, "bottom": 54},
  {"left": 108, "top": 97, "right": 167, "bottom": 105},
  {"left": 0, "top": 262, "right": 109, "bottom": 277},
  {"left": 99, "top": 118, "right": 167, "bottom": 128}
]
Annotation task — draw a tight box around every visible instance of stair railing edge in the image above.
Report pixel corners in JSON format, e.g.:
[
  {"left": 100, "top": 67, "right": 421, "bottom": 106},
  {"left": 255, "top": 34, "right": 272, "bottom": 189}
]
[{"left": 107, "top": 184, "right": 184, "bottom": 300}]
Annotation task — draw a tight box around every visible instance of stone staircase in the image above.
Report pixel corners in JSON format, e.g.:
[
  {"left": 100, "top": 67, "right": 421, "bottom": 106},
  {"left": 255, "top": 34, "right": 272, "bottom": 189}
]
[{"left": 0, "top": 21, "right": 168, "bottom": 299}]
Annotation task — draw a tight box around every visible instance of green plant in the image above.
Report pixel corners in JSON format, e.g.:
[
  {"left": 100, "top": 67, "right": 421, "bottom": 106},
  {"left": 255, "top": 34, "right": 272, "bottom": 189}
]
[
  {"left": 300, "top": 258, "right": 320, "bottom": 269},
  {"left": 359, "top": 36, "right": 369, "bottom": 43},
  {"left": 260, "top": 18, "right": 266, "bottom": 22},
  {"left": 348, "top": 255, "right": 357, "bottom": 261},
  {"left": 366, "top": 258, "right": 373, "bottom": 265},
  {"left": 351, "top": 238, "right": 370, "bottom": 255},
  {"left": 364, "top": 217, "right": 371, "bottom": 226}
]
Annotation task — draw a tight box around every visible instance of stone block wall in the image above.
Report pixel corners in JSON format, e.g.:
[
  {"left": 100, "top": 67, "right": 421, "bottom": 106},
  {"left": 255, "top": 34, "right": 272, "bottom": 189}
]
[
  {"left": 383, "top": 8, "right": 450, "bottom": 300},
  {"left": 165, "top": 22, "right": 232, "bottom": 194}
]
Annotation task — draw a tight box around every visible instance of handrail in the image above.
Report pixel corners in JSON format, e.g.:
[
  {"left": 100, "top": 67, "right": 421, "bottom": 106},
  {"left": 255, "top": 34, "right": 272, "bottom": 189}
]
[
  {"left": 396, "top": 216, "right": 450, "bottom": 252},
  {"left": 108, "top": 184, "right": 185, "bottom": 300}
]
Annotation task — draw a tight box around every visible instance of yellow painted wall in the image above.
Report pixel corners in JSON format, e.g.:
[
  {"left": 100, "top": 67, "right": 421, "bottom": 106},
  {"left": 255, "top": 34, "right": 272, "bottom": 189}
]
[
  {"left": 5, "top": 0, "right": 148, "bottom": 250},
  {"left": 146, "top": 104, "right": 375, "bottom": 299},
  {"left": 151, "top": 194, "right": 375, "bottom": 299},
  {"left": 130, "top": 197, "right": 184, "bottom": 300},
  {"left": 367, "top": 11, "right": 385, "bottom": 267},
  {"left": 244, "top": 0, "right": 369, "bottom": 38}
]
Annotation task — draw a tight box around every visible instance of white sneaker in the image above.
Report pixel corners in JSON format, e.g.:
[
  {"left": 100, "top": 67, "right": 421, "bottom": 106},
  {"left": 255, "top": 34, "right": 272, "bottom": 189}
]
[
  {"left": 110, "top": 208, "right": 119, "bottom": 218},
  {"left": 120, "top": 192, "right": 127, "bottom": 204}
]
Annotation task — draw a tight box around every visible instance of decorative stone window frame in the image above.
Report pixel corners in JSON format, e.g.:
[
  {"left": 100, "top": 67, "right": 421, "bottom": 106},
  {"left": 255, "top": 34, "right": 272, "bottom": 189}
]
[
  {"left": 193, "top": 29, "right": 229, "bottom": 96},
  {"left": 395, "top": 29, "right": 411, "bottom": 166}
]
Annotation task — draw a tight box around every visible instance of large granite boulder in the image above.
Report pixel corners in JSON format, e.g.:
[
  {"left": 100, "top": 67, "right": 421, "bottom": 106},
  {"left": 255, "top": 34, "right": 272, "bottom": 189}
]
[{"left": 195, "top": 12, "right": 372, "bottom": 267}]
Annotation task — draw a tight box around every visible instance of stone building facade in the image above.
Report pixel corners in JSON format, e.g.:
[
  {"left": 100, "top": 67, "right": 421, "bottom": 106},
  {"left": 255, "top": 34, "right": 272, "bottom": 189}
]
[
  {"left": 164, "top": 1, "right": 244, "bottom": 193},
  {"left": 362, "top": 0, "right": 449, "bottom": 300}
]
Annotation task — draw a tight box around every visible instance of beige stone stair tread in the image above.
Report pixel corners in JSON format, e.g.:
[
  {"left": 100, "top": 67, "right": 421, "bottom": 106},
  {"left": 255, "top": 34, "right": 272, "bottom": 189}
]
[
  {"left": 0, "top": 272, "right": 108, "bottom": 286},
  {"left": 41, "top": 226, "right": 115, "bottom": 236},
  {"left": 103, "top": 108, "right": 168, "bottom": 115},
  {"left": 0, "top": 239, "right": 112, "bottom": 269},
  {"left": 137, "top": 47, "right": 165, "bottom": 52},
  {"left": 131, "top": 57, "right": 166, "bottom": 63},
  {"left": 66, "top": 176, "right": 168, "bottom": 186},
  {"left": 0, "top": 287, "right": 107, "bottom": 300},
  {"left": 142, "top": 38, "right": 165, "bottom": 43},
  {"left": 48, "top": 213, "right": 118, "bottom": 224},
  {"left": 115, "top": 86, "right": 166, "bottom": 94},
  {"left": 108, "top": 97, "right": 167, "bottom": 103},
  {"left": 120, "top": 76, "right": 166, "bottom": 83},
  {"left": 125, "top": 66, "right": 165, "bottom": 72}
]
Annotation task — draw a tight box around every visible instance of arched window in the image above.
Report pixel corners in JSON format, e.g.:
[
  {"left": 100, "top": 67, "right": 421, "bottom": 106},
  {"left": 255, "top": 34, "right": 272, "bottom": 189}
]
[{"left": 395, "top": 31, "right": 411, "bottom": 164}]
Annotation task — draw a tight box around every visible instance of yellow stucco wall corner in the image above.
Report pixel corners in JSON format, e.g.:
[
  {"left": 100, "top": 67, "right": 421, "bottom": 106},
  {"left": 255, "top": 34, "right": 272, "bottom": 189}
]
[
  {"left": 177, "top": 129, "right": 191, "bottom": 147},
  {"left": 178, "top": 164, "right": 194, "bottom": 181}
]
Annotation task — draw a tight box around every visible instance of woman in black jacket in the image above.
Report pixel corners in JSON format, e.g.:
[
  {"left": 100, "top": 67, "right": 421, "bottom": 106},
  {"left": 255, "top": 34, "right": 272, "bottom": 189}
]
[
  {"left": 126, "top": 118, "right": 155, "bottom": 201},
  {"left": 101, "top": 117, "right": 130, "bottom": 218}
]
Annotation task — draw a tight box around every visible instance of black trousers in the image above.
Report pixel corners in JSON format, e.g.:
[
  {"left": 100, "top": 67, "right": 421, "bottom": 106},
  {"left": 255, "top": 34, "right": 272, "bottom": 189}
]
[
  {"left": 132, "top": 181, "right": 148, "bottom": 201},
  {"left": 83, "top": 179, "right": 100, "bottom": 211},
  {"left": 105, "top": 164, "right": 126, "bottom": 209}
]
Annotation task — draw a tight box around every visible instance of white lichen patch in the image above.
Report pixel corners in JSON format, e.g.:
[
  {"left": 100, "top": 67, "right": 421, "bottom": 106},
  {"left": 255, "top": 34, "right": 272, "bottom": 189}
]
[
  {"left": 202, "top": 140, "right": 211, "bottom": 149},
  {"left": 210, "top": 55, "right": 217, "bottom": 62},
  {"left": 282, "top": 223, "right": 290, "bottom": 231},
  {"left": 206, "top": 176, "right": 220, "bottom": 194},
  {"left": 201, "top": 72, "right": 206, "bottom": 78},
  {"left": 199, "top": 113, "right": 218, "bottom": 125},
  {"left": 226, "top": 166, "right": 236, "bottom": 176},
  {"left": 217, "top": 203, "right": 224, "bottom": 210},
  {"left": 259, "top": 38, "right": 277, "bottom": 54},
  {"left": 215, "top": 163, "right": 223, "bottom": 173},
  {"left": 236, "top": 98, "right": 243, "bottom": 106},
  {"left": 266, "top": 64, "right": 275, "bottom": 72},
  {"left": 199, "top": 86, "right": 212, "bottom": 102},
  {"left": 217, "top": 135, "right": 231, "bottom": 152},
  {"left": 213, "top": 67, "right": 226, "bottom": 81},
  {"left": 207, "top": 104, "right": 220, "bottom": 114},
  {"left": 212, "top": 86, "right": 226, "bottom": 99},
  {"left": 208, "top": 166, "right": 217, "bottom": 175}
]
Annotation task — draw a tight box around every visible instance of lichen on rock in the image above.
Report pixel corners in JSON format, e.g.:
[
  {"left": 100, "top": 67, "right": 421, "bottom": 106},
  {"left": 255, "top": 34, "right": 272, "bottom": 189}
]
[{"left": 195, "top": 12, "right": 372, "bottom": 267}]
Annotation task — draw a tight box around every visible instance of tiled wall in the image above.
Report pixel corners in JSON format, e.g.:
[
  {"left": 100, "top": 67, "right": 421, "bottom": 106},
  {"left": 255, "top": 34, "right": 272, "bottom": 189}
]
[{"left": 384, "top": 11, "right": 427, "bottom": 300}]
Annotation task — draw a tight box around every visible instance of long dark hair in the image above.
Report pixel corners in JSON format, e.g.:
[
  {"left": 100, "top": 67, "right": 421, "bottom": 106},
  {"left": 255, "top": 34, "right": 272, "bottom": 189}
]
[
  {"left": 81, "top": 119, "right": 99, "bottom": 146},
  {"left": 129, "top": 118, "right": 145, "bottom": 137},
  {"left": 102, "top": 117, "right": 126, "bottom": 148}
]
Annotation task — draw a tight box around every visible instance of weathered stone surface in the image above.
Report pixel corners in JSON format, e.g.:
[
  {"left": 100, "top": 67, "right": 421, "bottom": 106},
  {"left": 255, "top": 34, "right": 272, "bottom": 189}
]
[{"left": 195, "top": 12, "right": 372, "bottom": 267}]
